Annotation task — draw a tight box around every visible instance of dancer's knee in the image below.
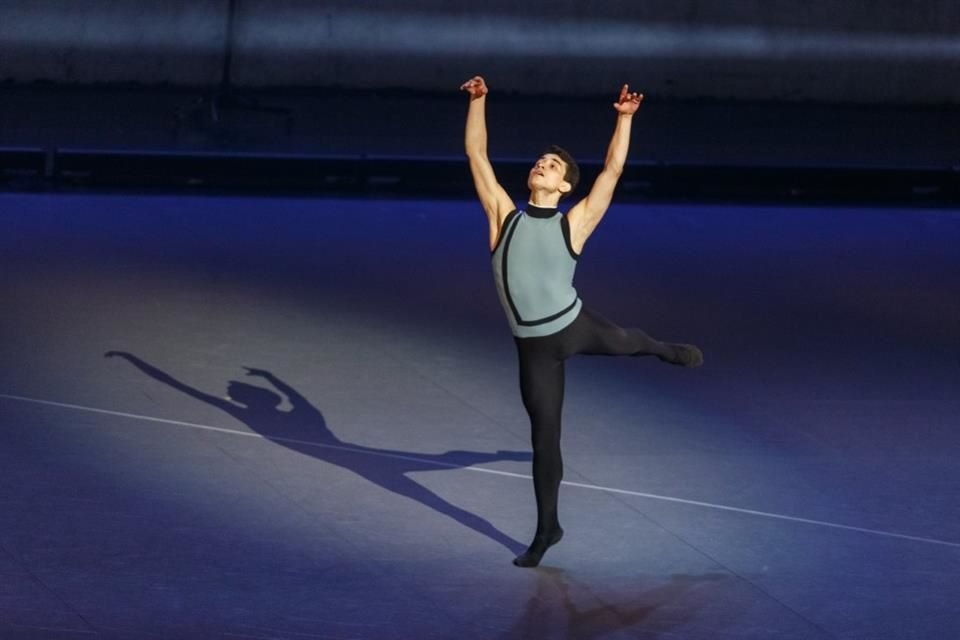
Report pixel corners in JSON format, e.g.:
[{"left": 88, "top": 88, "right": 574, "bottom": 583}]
[{"left": 531, "top": 422, "right": 561, "bottom": 453}]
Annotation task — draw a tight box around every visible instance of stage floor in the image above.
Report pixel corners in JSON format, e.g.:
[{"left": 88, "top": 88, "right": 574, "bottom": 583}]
[{"left": 1, "top": 192, "right": 958, "bottom": 639}]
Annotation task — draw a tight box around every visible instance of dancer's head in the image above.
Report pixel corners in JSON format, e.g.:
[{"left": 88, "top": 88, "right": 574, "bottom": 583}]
[{"left": 528, "top": 145, "right": 579, "bottom": 201}]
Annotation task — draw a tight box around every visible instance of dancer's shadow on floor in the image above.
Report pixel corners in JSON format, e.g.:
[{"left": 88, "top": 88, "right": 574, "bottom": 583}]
[{"left": 106, "top": 351, "right": 529, "bottom": 555}]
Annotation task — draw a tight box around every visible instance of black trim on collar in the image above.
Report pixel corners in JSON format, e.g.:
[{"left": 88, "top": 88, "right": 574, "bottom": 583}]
[{"left": 525, "top": 204, "right": 559, "bottom": 219}]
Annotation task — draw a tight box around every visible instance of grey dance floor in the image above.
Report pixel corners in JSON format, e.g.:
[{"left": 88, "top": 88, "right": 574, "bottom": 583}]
[{"left": 1, "top": 192, "right": 958, "bottom": 639}]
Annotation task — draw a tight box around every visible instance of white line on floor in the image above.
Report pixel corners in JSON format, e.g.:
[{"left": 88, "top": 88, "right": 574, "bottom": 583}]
[{"left": 3, "top": 391, "right": 958, "bottom": 549}]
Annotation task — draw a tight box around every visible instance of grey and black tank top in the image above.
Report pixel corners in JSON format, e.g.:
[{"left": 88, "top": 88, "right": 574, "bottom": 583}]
[{"left": 491, "top": 204, "right": 582, "bottom": 338}]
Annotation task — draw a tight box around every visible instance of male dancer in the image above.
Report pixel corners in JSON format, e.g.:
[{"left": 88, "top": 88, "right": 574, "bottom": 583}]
[{"left": 461, "top": 76, "right": 703, "bottom": 568}]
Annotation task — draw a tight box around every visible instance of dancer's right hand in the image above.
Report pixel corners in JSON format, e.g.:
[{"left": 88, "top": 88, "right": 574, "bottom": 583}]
[{"left": 460, "top": 76, "right": 488, "bottom": 99}]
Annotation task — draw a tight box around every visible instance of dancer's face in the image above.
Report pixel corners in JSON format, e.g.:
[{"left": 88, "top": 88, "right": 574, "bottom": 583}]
[{"left": 528, "top": 153, "right": 571, "bottom": 196}]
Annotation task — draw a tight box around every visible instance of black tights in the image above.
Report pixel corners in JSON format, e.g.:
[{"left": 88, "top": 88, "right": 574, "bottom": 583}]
[{"left": 514, "top": 308, "right": 673, "bottom": 541}]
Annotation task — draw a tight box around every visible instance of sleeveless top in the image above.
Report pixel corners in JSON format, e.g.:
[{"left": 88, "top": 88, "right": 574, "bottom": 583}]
[{"left": 491, "top": 204, "right": 582, "bottom": 338}]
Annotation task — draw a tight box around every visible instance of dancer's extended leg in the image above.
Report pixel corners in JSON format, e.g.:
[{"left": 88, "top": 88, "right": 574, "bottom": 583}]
[{"left": 567, "top": 308, "right": 703, "bottom": 367}]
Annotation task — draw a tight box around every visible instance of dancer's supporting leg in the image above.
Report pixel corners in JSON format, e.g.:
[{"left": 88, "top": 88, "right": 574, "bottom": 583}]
[{"left": 514, "top": 334, "right": 566, "bottom": 567}]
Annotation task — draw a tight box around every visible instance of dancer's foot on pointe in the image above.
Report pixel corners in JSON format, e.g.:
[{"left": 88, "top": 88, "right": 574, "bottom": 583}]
[
  {"left": 513, "top": 528, "right": 564, "bottom": 568},
  {"left": 659, "top": 343, "right": 703, "bottom": 368}
]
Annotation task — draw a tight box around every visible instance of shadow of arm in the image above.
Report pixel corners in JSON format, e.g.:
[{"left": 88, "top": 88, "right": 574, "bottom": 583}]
[{"left": 106, "top": 351, "right": 233, "bottom": 412}]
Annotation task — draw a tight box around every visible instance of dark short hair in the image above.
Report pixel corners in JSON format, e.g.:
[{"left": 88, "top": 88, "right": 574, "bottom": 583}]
[{"left": 543, "top": 144, "right": 579, "bottom": 198}]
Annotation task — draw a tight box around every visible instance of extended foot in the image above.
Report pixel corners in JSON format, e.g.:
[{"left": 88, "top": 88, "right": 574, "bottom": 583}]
[
  {"left": 513, "top": 528, "right": 564, "bottom": 568},
  {"left": 659, "top": 343, "right": 704, "bottom": 368}
]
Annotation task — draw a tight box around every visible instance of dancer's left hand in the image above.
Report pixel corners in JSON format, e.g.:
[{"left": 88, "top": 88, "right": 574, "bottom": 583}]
[{"left": 613, "top": 84, "right": 643, "bottom": 115}]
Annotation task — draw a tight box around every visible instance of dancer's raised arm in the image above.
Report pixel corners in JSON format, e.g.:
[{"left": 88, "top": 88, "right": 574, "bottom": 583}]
[
  {"left": 566, "top": 84, "right": 643, "bottom": 253},
  {"left": 461, "top": 75, "right": 515, "bottom": 249}
]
